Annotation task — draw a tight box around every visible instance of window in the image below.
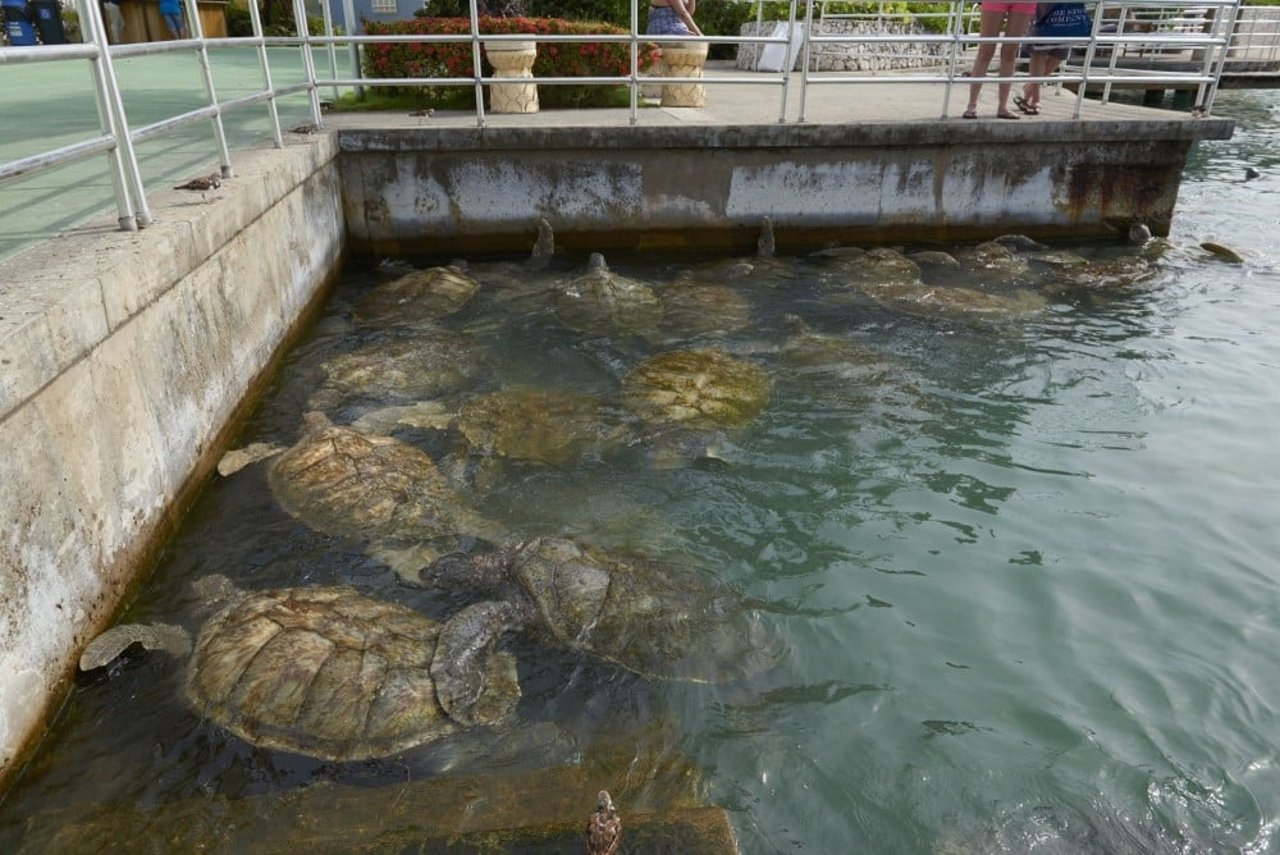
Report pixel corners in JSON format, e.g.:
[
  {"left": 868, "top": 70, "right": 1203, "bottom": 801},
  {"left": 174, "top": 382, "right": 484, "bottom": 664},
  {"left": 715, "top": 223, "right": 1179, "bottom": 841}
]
[{"left": 371, "top": 0, "right": 397, "bottom": 13}]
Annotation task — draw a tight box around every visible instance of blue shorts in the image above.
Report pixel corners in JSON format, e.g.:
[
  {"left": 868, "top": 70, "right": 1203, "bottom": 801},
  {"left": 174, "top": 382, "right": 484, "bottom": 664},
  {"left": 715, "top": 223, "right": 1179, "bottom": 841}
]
[
  {"left": 162, "top": 12, "right": 184, "bottom": 36},
  {"left": 646, "top": 6, "right": 691, "bottom": 36}
]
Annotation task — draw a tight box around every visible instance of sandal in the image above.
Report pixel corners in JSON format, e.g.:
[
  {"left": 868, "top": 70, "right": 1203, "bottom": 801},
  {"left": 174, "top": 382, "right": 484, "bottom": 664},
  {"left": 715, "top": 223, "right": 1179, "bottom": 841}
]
[
  {"left": 997, "top": 110, "right": 1020, "bottom": 120},
  {"left": 962, "top": 109, "right": 978, "bottom": 120},
  {"left": 1013, "top": 96, "right": 1040, "bottom": 115}
]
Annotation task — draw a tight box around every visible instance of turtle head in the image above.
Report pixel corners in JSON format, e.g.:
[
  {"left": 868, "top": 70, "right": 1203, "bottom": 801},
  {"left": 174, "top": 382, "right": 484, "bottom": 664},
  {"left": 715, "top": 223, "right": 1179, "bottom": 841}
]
[
  {"left": 79, "top": 623, "right": 192, "bottom": 671},
  {"left": 596, "top": 790, "right": 616, "bottom": 815},
  {"left": 587, "top": 252, "right": 608, "bottom": 273}
]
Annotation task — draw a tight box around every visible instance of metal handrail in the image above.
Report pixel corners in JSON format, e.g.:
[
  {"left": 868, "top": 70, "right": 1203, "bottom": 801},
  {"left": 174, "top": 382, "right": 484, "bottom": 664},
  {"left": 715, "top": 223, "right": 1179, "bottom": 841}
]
[{"left": 0, "top": 0, "right": 1253, "bottom": 241}]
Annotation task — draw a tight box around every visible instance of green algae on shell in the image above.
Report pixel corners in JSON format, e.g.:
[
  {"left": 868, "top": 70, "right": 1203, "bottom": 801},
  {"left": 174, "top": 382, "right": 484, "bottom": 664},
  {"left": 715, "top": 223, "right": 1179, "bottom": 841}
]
[
  {"left": 622, "top": 348, "right": 772, "bottom": 429},
  {"left": 80, "top": 583, "right": 521, "bottom": 763},
  {"left": 553, "top": 253, "right": 663, "bottom": 337}
]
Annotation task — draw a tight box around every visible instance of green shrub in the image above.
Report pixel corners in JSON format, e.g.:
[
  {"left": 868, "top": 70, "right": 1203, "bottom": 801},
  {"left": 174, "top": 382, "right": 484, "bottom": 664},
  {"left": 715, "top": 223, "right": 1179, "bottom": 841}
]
[{"left": 363, "top": 16, "right": 660, "bottom": 108}]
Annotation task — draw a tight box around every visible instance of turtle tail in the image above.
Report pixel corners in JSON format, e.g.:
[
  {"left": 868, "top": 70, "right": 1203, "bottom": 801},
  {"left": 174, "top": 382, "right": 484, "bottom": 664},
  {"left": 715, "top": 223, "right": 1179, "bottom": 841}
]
[{"left": 79, "top": 623, "right": 192, "bottom": 671}]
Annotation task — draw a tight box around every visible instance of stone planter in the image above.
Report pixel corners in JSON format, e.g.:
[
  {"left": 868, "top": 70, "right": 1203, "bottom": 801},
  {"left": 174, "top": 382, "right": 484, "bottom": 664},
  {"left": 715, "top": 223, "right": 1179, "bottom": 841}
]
[
  {"left": 484, "top": 40, "right": 539, "bottom": 114},
  {"left": 659, "top": 42, "right": 709, "bottom": 107}
]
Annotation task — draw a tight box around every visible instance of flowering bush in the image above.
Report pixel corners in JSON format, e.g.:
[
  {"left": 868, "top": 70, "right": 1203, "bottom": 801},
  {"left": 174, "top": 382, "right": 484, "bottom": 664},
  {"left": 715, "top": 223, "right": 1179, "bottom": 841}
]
[{"left": 362, "top": 17, "right": 660, "bottom": 108}]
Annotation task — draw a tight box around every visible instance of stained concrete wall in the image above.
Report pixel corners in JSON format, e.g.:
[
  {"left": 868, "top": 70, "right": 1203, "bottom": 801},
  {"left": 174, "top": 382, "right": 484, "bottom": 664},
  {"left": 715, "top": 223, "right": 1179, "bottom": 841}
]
[
  {"left": 0, "top": 136, "right": 344, "bottom": 787},
  {"left": 338, "top": 119, "right": 1235, "bottom": 257}
]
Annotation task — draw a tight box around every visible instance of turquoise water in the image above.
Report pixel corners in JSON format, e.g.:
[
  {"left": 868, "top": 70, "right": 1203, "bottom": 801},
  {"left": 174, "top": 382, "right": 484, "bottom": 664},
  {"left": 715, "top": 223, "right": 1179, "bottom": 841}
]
[{"left": 2, "top": 89, "right": 1279, "bottom": 853}]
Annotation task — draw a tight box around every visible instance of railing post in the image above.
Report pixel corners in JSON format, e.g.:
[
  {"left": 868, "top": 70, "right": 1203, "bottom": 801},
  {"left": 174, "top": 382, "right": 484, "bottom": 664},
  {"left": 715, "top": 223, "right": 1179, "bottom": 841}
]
[
  {"left": 185, "top": 0, "right": 234, "bottom": 177},
  {"left": 341, "top": 0, "right": 364, "bottom": 99},
  {"left": 630, "top": 0, "right": 639, "bottom": 126},
  {"left": 1103, "top": 2, "right": 1126, "bottom": 105},
  {"left": 1202, "top": 0, "right": 1243, "bottom": 114},
  {"left": 1073, "top": 0, "right": 1104, "bottom": 119},
  {"left": 941, "top": 0, "right": 965, "bottom": 118},
  {"left": 247, "top": 0, "right": 284, "bottom": 148},
  {"left": 293, "top": 0, "right": 324, "bottom": 126},
  {"left": 468, "top": 0, "right": 486, "bottom": 128},
  {"left": 319, "top": 0, "right": 340, "bottom": 103},
  {"left": 792, "top": 0, "right": 809, "bottom": 123},
  {"left": 74, "top": 0, "right": 138, "bottom": 231}
]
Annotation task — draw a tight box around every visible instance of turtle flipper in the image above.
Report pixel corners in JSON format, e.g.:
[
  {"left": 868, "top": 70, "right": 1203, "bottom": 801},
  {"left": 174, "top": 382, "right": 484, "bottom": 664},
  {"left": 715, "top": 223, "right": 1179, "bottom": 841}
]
[
  {"left": 216, "top": 442, "right": 285, "bottom": 476},
  {"left": 79, "top": 623, "right": 192, "bottom": 671},
  {"left": 430, "top": 601, "right": 523, "bottom": 726}
]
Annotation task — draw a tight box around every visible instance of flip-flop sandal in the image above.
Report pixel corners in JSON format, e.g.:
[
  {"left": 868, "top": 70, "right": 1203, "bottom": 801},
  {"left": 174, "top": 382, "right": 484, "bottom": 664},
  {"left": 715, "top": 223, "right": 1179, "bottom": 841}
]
[
  {"left": 1008, "top": 96, "right": 1039, "bottom": 115},
  {"left": 962, "top": 109, "right": 978, "bottom": 119},
  {"left": 997, "top": 110, "right": 1020, "bottom": 120}
]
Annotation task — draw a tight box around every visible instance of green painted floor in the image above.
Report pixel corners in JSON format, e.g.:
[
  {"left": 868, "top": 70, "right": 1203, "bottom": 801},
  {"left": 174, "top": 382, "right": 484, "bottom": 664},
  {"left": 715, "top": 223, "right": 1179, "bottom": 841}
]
[{"left": 0, "top": 46, "right": 324, "bottom": 262}]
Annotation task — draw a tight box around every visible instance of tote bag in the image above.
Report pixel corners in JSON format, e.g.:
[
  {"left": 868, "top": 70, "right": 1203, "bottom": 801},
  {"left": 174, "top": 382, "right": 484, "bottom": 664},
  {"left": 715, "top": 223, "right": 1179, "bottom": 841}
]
[{"left": 1036, "top": 3, "right": 1093, "bottom": 39}]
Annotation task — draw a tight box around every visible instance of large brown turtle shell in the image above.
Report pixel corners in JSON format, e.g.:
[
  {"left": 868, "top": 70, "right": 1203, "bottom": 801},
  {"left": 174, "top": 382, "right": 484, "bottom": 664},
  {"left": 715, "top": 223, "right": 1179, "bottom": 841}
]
[
  {"left": 267, "top": 418, "right": 497, "bottom": 547},
  {"left": 621, "top": 349, "right": 772, "bottom": 429},
  {"left": 185, "top": 586, "right": 518, "bottom": 762},
  {"left": 354, "top": 266, "right": 480, "bottom": 325}
]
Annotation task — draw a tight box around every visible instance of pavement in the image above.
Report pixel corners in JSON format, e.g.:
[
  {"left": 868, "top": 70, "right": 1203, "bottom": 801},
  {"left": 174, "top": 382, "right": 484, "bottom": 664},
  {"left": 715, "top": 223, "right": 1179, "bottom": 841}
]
[{"left": 0, "top": 49, "right": 1194, "bottom": 265}]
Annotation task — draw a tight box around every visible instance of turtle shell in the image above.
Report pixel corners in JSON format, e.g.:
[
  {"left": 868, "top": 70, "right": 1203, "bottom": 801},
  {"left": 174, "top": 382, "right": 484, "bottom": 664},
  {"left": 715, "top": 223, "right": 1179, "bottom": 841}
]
[
  {"left": 453, "top": 388, "right": 625, "bottom": 466},
  {"left": 508, "top": 537, "right": 779, "bottom": 683},
  {"left": 185, "top": 586, "right": 519, "bottom": 761},
  {"left": 553, "top": 258, "right": 662, "bottom": 337},
  {"left": 308, "top": 329, "right": 488, "bottom": 411},
  {"left": 658, "top": 283, "right": 751, "bottom": 340},
  {"left": 621, "top": 348, "right": 772, "bottom": 429},
  {"left": 354, "top": 266, "right": 480, "bottom": 325},
  {"left": 267, "top": 418, "right": 498, "bottom": 547}
]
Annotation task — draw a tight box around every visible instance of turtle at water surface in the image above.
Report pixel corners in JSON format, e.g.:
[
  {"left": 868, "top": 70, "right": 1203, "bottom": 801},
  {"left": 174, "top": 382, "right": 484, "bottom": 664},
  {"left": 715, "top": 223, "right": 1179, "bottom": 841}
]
[
  {"left": 307, "top": 327, "right": 490, "bottom": 411},
  {"left": 354, "top": 264, "right": 481, "bottom": 325},
  {"left": 421, "top": 537, "right": 782, "bottom": 683},
  {"left": 622, "top": 348, "right": 772, "bottom": 430},
  {"left": 220, "top": 412, "right": 503, "bottom": 576},
  {"left": 450, "top": 387, "right": 629, "bottom": 467},
  {"left": 79, "top": 578, "right": 521, "bottom": 762},
  {"left": 553, "top": 253, "right": 662, "bottom": 338},
  {"left": 657, "top": 282, "right": 752, "bottom": 341}
]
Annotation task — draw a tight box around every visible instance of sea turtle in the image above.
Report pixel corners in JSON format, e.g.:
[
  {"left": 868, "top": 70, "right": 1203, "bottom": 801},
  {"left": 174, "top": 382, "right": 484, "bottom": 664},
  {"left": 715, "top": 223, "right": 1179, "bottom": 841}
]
[
  {"left": 219, "top": 412, "right": 503, "bottom": 576},
  {"left": 553, "top": 253, "right": 662, "bottom": 338},
  {"left": 448, "top": 387, "right": 628, "bottom": 467},
  {"left": 813, "top": 246, "right": 925, "bottom": 304},
  {"left": 307, "top": 327, "right": 491, "bottom": 412},
  {"left": 657, "top": 282, "right": 752, "bottom": 341},
  {"left": 354, "top": 264, "right": 481, "bottom": 325},
  {"left": 419, "top": 536, "right": 781, "bottom": 683},
  {"left": 621, "top": 348, "right": 772, "bottom": 430},
  {"left": 78, "top": 577, "right": 521, "bottom": 762},
  {"left": 777, "top": 314, "right": 924, "bottom": 412},
  {"left": 951, "top": 239, "right": 1033, "bottom": 288},
  {"left": 861, "top": 279, "right": 1047, "bottom": 324}
]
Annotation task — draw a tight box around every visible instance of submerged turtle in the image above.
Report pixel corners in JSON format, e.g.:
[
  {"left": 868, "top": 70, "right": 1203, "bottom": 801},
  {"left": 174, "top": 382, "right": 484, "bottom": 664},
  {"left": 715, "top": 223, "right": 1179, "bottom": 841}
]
[
  {"left": 449, "top": 387, "right": 628, "bottom": 467},
  {"left": 861, "top": 279, "right": 1047, "bottom": 324},
  {"left": 952, "top": 240, "right": 1033, "bottom": 288},
  {"left": 777, "top": 314, "right": 924, "bottom": 412},
  {"left": 420, "top": 537, "right": 781, "bottom": 683},
  {"left": 814, "top": 246, "right": 924, "bottom": 290},
  {"left": 354, "top": 264, "right": 481, "bottom": 325},
  {"left": 220, "top": 412, "right": 502, "bottom": 576},
  {"left": 621, "top": 348, "right": 772, "bottom": 430},
  {"left": 553, "top": 253, "right": 662, "bottom": 338},
  {"left": 657, "top": 282, "right": 752, "bottom": 341},
  {"left": 307, "top": 327, "right": 490, "bottom": 412},
  {"left": 78, "top": 577, "right": 521, "bottom": 762}
]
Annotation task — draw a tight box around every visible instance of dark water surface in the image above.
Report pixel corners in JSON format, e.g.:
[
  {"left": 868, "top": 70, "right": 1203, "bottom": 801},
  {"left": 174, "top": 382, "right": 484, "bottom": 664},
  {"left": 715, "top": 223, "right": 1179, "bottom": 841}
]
[{"left": 3, "top": 89, "right": 1279, "bottom": 854}]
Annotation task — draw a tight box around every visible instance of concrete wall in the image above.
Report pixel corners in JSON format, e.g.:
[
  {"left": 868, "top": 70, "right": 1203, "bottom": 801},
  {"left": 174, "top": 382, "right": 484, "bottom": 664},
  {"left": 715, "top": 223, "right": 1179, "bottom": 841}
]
[
  {"left": 338, "top": 119, "right": 1235, "bottom": 257},
  {"left": 0, "top": 136, "right": 344, "bottom": 787}
]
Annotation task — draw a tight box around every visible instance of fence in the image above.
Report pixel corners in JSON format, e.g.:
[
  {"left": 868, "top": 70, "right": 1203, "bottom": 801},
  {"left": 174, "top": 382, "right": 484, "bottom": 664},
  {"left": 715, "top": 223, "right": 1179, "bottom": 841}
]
[{"left": 0, "top": 0, "right": 1248, "bottom": 239}]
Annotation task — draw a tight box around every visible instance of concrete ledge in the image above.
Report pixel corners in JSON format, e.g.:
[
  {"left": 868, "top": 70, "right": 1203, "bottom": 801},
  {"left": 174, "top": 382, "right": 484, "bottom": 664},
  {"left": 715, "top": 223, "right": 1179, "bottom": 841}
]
[
  {"left": 0, "top": 135, "right": 344, "bottom": 787},
  {"left": 339, "top": 118, "right": 1231, "bottom": 256}
]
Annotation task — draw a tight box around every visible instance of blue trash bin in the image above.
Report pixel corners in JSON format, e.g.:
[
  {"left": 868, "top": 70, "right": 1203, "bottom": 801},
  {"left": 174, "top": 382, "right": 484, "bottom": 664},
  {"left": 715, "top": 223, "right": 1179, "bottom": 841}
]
[
  {"left": 30, "top": 0, "right": 65, "bottom": 43},
  {"left": 2, "top": 0, "right": 37, "bottom": 46}
]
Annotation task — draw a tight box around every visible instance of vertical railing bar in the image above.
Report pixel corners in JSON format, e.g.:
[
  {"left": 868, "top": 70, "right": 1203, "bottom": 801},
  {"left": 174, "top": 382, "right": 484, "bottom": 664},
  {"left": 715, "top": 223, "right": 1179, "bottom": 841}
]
[
  {"left": 319, "top": 0, "right": 340, "bottom": 103},
  {"left": 1073, "top": 0, "right": 1103, "bottom": 119},
  {"left": 1203, "top": 0, "right": 1242, "bottom": 114},
  {"left": 83, "top": 0, "right": 152, "bottom": 224},
  {"left": 75, "top": 0, "right": 137, "bottom": 231},
  {"left": 292, "top": 0, "right": 323, "bottom": 126},
  {"left": 941, "top": 0, "right": 965, "bottom": 118},
  {"left": 1104, "top": 4, "right": 1127, "bottom": 104},
  {"left": 185, "top": 0, "right": 234, "bottom": 177},
  {"left": 629, "top": 0, "right": 639, "bottom": 126},
  {"left": 753, "top": 0, "right": 765, "bottom": 71},
  {"left": 792, "top": 0, "right": 808, "bottom": 123},
  {"left": 468, "top": 0, "right": 486, "bottom": 128},
  {"left": 246, "top": 0, "right": 284, "bottom": 147},
  {"left": 341, "top": 0, "right": 364, "bottom": 98}
]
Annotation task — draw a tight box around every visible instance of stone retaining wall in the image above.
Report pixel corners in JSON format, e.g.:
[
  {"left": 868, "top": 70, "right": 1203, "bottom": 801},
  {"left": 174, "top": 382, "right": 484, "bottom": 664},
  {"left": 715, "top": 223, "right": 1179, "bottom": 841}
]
[
  {"left": 736, "top": 19, "right": 947, "bottom": 72},
  {"left": 0, "top": 137, "right": 344, "bottom": 788}
]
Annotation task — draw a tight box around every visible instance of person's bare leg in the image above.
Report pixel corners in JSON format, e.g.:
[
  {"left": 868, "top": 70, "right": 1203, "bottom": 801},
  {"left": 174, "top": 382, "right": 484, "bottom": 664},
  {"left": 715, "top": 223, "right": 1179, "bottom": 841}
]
[
  {"left": 1035, "top": 54, "right": 1062, "bottom": 108},
  {"left": 1023, "top": 52, "right": 1045, "bottom": 108},
  {"left": 966, "top": 10, "right": 1005, "bottom": 114},
  {"left": 996, "top": 11, "right": 1032, "bottom": 116}
]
